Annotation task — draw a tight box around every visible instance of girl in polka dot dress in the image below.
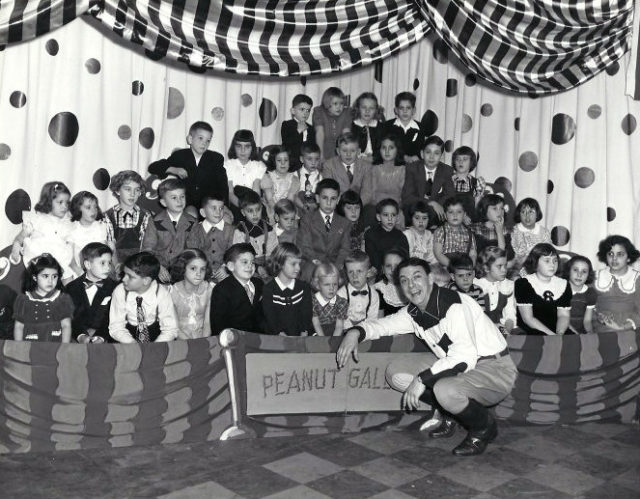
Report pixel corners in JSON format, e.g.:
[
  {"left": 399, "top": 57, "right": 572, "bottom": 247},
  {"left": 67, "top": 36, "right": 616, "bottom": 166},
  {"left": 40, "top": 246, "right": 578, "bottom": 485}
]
[
  {"left": 312, "top": 87, "right": 353, "bottom": 160},
  {"left": 260, "top": 147, "right": 300, "bottom": 224},
  {"left": 13, "top": 253, "right": 74, "bottom": 342}
]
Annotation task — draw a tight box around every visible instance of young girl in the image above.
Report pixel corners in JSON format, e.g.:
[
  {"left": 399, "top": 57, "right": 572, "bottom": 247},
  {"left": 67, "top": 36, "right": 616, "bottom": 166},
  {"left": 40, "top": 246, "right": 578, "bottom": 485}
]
[
  {"left": 10, "top": 181, "right": 75, "bottom": 282},
  {"left": 262, "top": 243, "right": 313, "bottom": 336},
  {"left": 13, "top": 254, "right": 74, "bottom": 342},
  {"left": 260, "top": 147, "right": 300, "bottom": 224},
  {"left": 511, "top": 197, "right": 551, "bottom": 271},
  {"left": 563, "top": 255, "right": 596, "bottom": 334},
  {"left": 169, "top": 249, "right": 214, "bottom": 340},
  {"left": 351, "top": 92, "right": 382, "bottom": 161},
  {"left": 225, "top": 129, "right": 267, "bottom": 216},
  {"left": 514, "top": 243, "right": 572, "bottom": 335},
  {"left": 451, "top": 146, "right": 486, "bottom": 222},
  {"left": 404, "top": 201, "right": 437, "bottom": 265},
  {"left": 313, "top": 87, "right": 352, "bottom": 160},
  {"left": 475, "top": 246, "right": 516, "bottom": 334},
  {"left": 337, "top": 190, "right": 367, "bottom": 252},
  {"left": 311, "top": 263, "right": 349, "bottom": 336},
  {"left": 471, "top": 194, "right": 514, "bottom": 263},
  {"left": 67, "top": 191, "right": 114, "bottom": 276},
  {"left": 373, "top": 249, "right": 408, "bottom": 316}
]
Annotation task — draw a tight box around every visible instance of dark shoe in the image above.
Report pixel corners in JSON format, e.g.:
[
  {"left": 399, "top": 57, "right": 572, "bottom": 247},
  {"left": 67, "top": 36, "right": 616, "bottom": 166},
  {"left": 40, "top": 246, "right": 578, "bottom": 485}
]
[
  {"left": 428, "top": 416, "right": 457, "bottom": 439},
  {"left": 452, "top": 413, "right": 498, "bottom": 456}
]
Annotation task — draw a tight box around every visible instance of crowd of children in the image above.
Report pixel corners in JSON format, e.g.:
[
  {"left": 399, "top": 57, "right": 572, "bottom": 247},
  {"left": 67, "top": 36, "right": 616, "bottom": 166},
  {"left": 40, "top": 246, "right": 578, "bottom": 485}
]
[{"left": 4, "top": 88, "right": 639, "bottom": 344}]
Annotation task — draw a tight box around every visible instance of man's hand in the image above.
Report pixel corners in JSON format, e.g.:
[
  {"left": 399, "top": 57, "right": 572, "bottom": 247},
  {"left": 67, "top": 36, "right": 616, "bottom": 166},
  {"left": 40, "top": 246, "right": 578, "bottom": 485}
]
[
  {"left": 166, "top": 167, "right": 188, "bottom": 179},
  {"left": 159, "top": 266, "right": 171, "bottom": 283},
  {"left": 401, "top": 376, "right": 426, "bottom": 411},
  {"left": 336, "top": 329, "right": 360, "bottom": 369},
  {"left": 213, "top": 266, "right": 228, "bottom": 282},
  {"left": 428, "top": 201, "right": 445, "bottom": 221}
]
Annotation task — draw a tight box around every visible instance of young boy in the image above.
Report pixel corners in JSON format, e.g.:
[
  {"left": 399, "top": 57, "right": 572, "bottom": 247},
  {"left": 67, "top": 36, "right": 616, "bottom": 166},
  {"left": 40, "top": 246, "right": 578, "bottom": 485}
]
[
  {"left": 364, "top": 198, "right": 410, "bottom": 274},
  {"left": 142, "top": 178, "right": 197, "bottom": 282},
  {"left": 433, "top": 196, "right": 477, "bottom": 267},
  {"left": 294, "top": 143, "right": 323, "bottom": 213},
  {"left": 321, "top": 132, "right": 369, "bottom": 195},
  {"left": 296, "top": 178, "right": 351, "bottom": 282},
  {"left": 383, "top": 92, "right": 425, "bottom": 163},
  {"left": 66, "top": 242, "right": 118, "bottom": 343},
  {"left": 447, "top": 254, "right": 487, "bottom": 308},
  {"left": 232, "top": 190, "right": 277, "bottom": 279},
  {"left": 148, "top": 121, "right": 228, "bottom": 215},
  {"left": 337, "top": 251, "right": 380, "bottom": 328},
  {"left": 210, "top": 243, "right": 263, "bottom": 335},
  {"left": 281, "top": 94, "right": 316, "bottom": 171},
  {"left": 103, "top": 170, "right": 153, "bottom": 266},
  {"left": 109, "top": 252, "right": 178, "bottom": 343},
  {"left": 186, "top": 194, "right": 235, "bottom": 282},
  {"left": 273, "top": 199, "right": 298, "bottom": 244}
]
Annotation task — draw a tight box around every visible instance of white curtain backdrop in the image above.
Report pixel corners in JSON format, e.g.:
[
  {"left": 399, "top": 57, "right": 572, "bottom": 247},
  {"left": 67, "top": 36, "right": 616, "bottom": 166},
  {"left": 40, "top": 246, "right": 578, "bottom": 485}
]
[{"left": 0, "top": 17, "right": 639, "bottom": 265}]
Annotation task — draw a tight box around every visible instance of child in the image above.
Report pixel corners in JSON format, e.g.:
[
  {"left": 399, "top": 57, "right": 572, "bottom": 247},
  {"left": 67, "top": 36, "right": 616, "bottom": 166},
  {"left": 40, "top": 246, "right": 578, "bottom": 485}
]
[
  {"left": 364, "top": 199, "right": 409, "bottom": 275},
  {"left": 13, "top": 253, "right": 74, "bottom": 342},
  {"left": 281, "top": 94, "right": 315, "bottom": 170},
  {"left": 474, "top": 246, "right": 516, "bottom": 334},
  {"left": 373, "top": 249, "right": 408, "bottom": 316},
  {"left": 563, "top": 255, "right": 596, "bottom": 334},
  {"left": 351, "top": 92, "right": 382, "bottom": 161},
  {"left": 514, "top": 243, "right": 572, "bottom": 335},
  {"left": 225, "top": 129, "right": 266, "bottom": 219},
  {"left": 142, "top": 178, "right": 197, "bottom": 283},
  {"left": 311, "top": 263, "right": 349, "bottom": 336},
  {"left": 0, "top": 284, "right": 17, "bottom": 340},
  {"left": 471, "top": 194, "right": 513, "bottom": 261},
  {"left": 103, "top": 170, "right": 153, "bottom": 266},
  {"left": 294, "top": 143, "right": 323, "bottom": 213},
  {"left": 260, "top": 146, "right": 299, "bottom": 223},
  {"left": 312, "top": 87, "right": 352, "bottom": 160},
  {"left": 148, "top": 121, "right": 228, "bottom": 213},
  {"left": 169, "top": 249, "right": 214, "bottom": 339},
  {"left": 262, "top": 243, "right": 313, "bottom": 336},
  {"left": 511, "top": 197, "right": 551, "bottom": 270},
  {"left": 446, "top": 254, "right": 486, "bottom": 308},
  {"left": 65, "top": 242, "right": 118, "bottom": 343},
  {"left": 404, "top": 201, "right": 437, "bottom": 265},
  {"left": 186, "top": 194, "right": 235, "bottom": 283},
  {"left": 433, "top": 196, "right": 477, "bottom": 267},
  {"left": 273, "top": 199, "right": 298, "bottom": 244},
  {"left": 337, "top": 190, "right": 367, "bottom": 252},
  {"left": 67, "top": 191, "right": 114, "bottom": 276},
  {"left": 210, "top": 243, "right": 263, "bottom": 335},
  {"left": 338, "top": 251, "right": 380, "bottom": 327},
  {"left": 11, "top": 181, "right": 75, "bottom": 282},
  {"left": 383, "top": 92, "right": 424, "bottom": 163},
  {"left": 296, "top": 179, "right": 351, "bottom": 282},
  {"left": 451, "top": 146, "right": 486, "bottom": 222},
  {"left": 233, "top": 190, "right": 278, "bottom": 279},
  {"left": 321, "top": 132, "right": 369, "bottom": 195},
  {"left": 108, "top": 252, "right": 178, "bottom": 343}
]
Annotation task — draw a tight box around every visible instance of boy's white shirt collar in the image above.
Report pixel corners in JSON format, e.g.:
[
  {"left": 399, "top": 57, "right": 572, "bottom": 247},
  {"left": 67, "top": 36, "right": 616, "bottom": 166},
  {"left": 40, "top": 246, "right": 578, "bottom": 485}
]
[
  {"left": 168, "top": 212, "right": 183, "bottom": 224},
  {"left": 192, "top": 150, "right": 203, "bottom": 165},
  {"left": 353, "top": 119, "right": 378, "bottom": 127},
  {"left": 127, "top": 280, "right": 158, "bottom": 298},
  {"left": 516, "top": 222, "right": 541, "bottom": 234},
  {"left": 315, "top": 292, "right": 336, "bottom": 306},
  {"left": 319, "top": 211, "right": 334, "bottom": 223},
  {"left": 275, "top": 277, "right": 295, "bottom": 291},
  {"left": 275, "top": 225, "right": 284, "bottom": 237},
  {"left": 393, "top": 118, "right": 419, "bottom": 131},
  {"left": 202, "top": 219, "right": 225, "bottom": 233},
  {"left": 299, "top": 167, "right": 319, "bottom": 178}
]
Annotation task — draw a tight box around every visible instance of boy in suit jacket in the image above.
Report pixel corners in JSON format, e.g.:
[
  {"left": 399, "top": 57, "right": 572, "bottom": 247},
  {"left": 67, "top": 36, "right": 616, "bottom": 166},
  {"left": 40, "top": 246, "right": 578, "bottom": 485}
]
[
  {"left": 210, "top": 243, "right": 264, "bottom": 335},
  {"left": 382, "top": 92, "right": 425, "bottom": 163},
  {"left": 297, "top": 178, "right": 351, "bottom": 281},
  {"left": 321, "top": 132, "right": 369, "bottom": 195},
  {"left": 281, "top": 94, "right": 316, "bottom": 171},
  {"left": 66, "top": 243, "right": 118, "bottom": 343}
]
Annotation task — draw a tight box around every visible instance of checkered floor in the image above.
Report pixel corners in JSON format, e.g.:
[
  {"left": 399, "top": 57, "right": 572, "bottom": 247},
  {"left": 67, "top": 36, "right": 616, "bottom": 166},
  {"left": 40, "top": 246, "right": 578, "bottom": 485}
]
[{"left": 1, "top": 421, "right": 638, "bottom": 498}]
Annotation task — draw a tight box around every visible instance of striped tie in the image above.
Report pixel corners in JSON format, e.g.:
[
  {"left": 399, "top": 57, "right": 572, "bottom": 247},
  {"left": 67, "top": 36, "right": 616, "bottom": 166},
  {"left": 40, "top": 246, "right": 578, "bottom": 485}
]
[{"left": 135, "top": 296, "right": 151, "bottom": 343}]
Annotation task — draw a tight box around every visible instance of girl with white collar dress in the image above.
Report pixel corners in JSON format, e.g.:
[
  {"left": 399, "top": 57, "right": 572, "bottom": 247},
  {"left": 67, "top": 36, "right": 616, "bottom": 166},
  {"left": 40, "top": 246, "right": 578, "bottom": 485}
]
[{"left": 511, "top": 198, "right": 551, "bottom": 273}]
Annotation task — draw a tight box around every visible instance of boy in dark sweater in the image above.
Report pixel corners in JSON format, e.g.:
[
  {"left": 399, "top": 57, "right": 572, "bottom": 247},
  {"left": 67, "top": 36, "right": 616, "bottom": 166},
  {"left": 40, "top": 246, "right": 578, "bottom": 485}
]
[
  {"left": 365, "top": 198, "right": 410, "bottom": 276},
  {"left": 281, "top": 94, "right": 316, "bottom": 171},
  {"left": 382, "top": 92, "right": 425, "bottom": 164}
]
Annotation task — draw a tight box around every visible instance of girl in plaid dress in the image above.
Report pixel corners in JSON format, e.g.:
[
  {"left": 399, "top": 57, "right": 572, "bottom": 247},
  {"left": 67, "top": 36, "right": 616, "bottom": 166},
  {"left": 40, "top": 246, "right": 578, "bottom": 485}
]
[{"left": 311, "top": 263, "right": 349, "bottom": 336}]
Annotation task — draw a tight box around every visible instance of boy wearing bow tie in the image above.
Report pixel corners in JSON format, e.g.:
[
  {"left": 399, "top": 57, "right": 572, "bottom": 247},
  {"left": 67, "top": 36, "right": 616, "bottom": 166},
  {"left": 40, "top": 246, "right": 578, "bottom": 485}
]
[
  {"left": 337, "top": 251, "right": 380, "bottom": 328},
  {"left": 65, "top": 243, "right": 118, "bottom": 343}
]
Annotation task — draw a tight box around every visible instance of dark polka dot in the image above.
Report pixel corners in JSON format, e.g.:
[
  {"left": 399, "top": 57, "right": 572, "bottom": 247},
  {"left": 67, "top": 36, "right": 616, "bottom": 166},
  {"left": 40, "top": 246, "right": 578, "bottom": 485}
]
[
  {"left": 587, "top": 104, "right": 601, "bottom": 119},
  {"left": 132, "top": 80, "right": 144, "bottom": 96},
  {"left": 118, "top": 125, "right": 131, "bottom": 140},
  {"left": 259, "top": 98, "right": 278, "bottom": 127},
  {"left": 461, "top": 114, "right": 473, "bottom": 133},
  {"left": 145, "top": 48, "right": 165, "bottom": 61},
  {"left": 139, "top": 127, "right": 155, "bottom": 149},
  {"left": 480, "top": 103, "right": 493, "bottom": 117},
  {"left": 607, "top": 207, "right": 616, "bottom": 222},
  {"left": 465, "top": 74, "right": 476, "bottom": 87},
  {"left": 547, "top": 180, "right": 554, "bottom": 194},
  {"left": 444, "top": 140, "right": 454, "bottom": 153},
  {"left": 527, "top": 92, "right": 539, "bottom": 100},
  {"left": 574, "top": 167, "right": 595, "bottom": 188},
  {"left": 188, "top": 64, "right": 206, "bottom": 74},
  {"left": 45, "top": 39, "right": 59, "bottom": 56},
  {"left": 9, "top": 91, "right": 26, "bottom": 108},
  {"left": 374, "top": 61, "right": 383, "bottom": 83},
  {"left": 85, "top": 58, "right": 101, "bottom": 74},
  {"left": 494, "top": 177, "right": 512, "bottom": 192},
  {"left": 446, "top": 79, "right": 458, "bottom": 98},
  {"left": 514, "top": 117, "right": 520, "bottom": 131},
  {"left": 300, "top": 76, "right": 307, "bottom": 86},
  {"left": 518, "top": 151, "right": 538, "bottom": 172},
  {"left": 433, "top": 39, "right": 448, "bottom": 64},
  {"left": 167, "top": 87, "right": 185, "bottom": 119},
  {"left": 605, "top": 61, "right": 620, "bottom": 76},
  {"left": 241, "top": 94, "right": 253, "bottom": 107},
  {"left": 5, "top": 189, "right": 31, "bottom": 224},
  {"left": 0, "top": 143, "right": 11, "bottom": 160},
  {"left": 211, "top": 107, "right": 224, "bottom": 121},
  {"left": 551, "top": 113, "right": 576, "bottom": 145},
  {"left": 413, "top": 78, "right": 420, "bottom": 91},
  {"left": 621, "top": 114, "right": 637, "bottom": 135},
  {"left": 420, "top": 110, "right": 439, "bottom": 136},
  {"left": 344, "top": 94, "right": 351, "bottom": 108},
  {"left": 92, "top": 168, "right": 111, "bottom": 191},
  {"left": 48, "top": 112, "right": 79, "bottom": 147},
  {"left": 0, "top": 45, "right": 5, "bottom": 52},
  {"left": 551, "top": 226, "right": 571, "bottom": 246}
]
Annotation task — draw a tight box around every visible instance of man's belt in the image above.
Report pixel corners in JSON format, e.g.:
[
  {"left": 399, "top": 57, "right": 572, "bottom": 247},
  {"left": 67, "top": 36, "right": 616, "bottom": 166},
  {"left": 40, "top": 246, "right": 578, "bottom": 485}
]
[{"left": 478, "top": 347, "right": 509, "bottom": 361}]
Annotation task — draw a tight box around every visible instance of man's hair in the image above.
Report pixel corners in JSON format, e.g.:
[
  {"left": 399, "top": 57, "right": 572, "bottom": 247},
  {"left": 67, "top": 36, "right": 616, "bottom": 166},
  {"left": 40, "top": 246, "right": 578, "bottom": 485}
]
[
  {"left": 158, "top": 178, "right": 186, "bottom": 198},
  {"left": 300, "top": 143, "right": 321, "bottom": 156},
  {"left": 394, "top": 257, "right": 431, "bottom": 284},
  {"left": 274, "top": 198, "right": 296, "bottom": 216},
  {"left": 395, "top": 91, "right": 416, "bottom": 108},
  {"left": 239, "top": 190, "right": 263, "bottom": 210},
  {"left": 376, "top": 198, "right": 399, "bottom": 215},
  {"left": 344, "top": 250, "right": 370, "bottom": 268},
  {"left": 315, "top": 178, "right": 340, "bottom": 196},
  {"left": 123, "top": 252, "right": 160, "bottom": 280},
  {"left": 292, "top": 94, "right": 313, "bottom": 108},
  {"left": 81, "top": 242, "right": 112, "bottom": 268},
  {"left": 224, "top": 243, "right": 256, "bottom": 264},
  {"left": 188, "top": 121, "right": 213, "bottom": 135}
]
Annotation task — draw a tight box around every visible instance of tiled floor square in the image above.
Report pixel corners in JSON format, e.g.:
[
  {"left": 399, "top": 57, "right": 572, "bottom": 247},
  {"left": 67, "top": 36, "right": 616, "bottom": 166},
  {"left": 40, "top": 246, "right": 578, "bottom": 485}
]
[
  {"left": 212, "top": 463, "right": 299, "bottom": 499},
  {"left": 488, "top": 477, "right": 573, "bottom": 499},
  {"left": 367, "top": 490, "right": 417, "bottom": 499},
  {"left": 561, "top": 451, "right": 631, "bottom": 480},
  {"left": 157, "top": 480, "right": 239, "bottom": 499},
  {"left": 612, "top": 427, "right": 640, "bottom": 447},
  {"left": 582, "top": 481, "right": 640, "bottom": 499},
  {"left": 524, "top": 463, "right": 604, "bottom": 495},
  {"left": 480, "top": 445, "right": 546, "bottom": 476},
  {"left": 307, "top": 470, "right": 388, "bottom": 499},
  {"left": 351, "top": 456, "right": 430, "bottom": 488},
  {"left": 397, "top": 474, "right": 479, "bottom": 499},
  {"left": 390, "top": 444, "right": 460, "bottom": 473},
  {"left": 438, "top": 460, "right": 517, "bottom": 492},
  {"left": 612, "top": 466, "right": 640, "bottom": 491},
  {"left": 348, "top": 430, "right": 418, "bottom": 455},
  {"left": 263, "top": 451, "right": 344, "bottom": 483},
  {"left": 301, "top": 439, "right": 383, "bottom": 468},
  {"left": 540, "top": 424, "right": 604, "bottom": 451},
  {"left": 261, "top": 484, "right": 333, "bottom": 499},
  {"left": 583, "top": 438, "right": 640, "bottom": 465},
  {"left": 504, "top": 435, "right": 576, "bottom": 462}
]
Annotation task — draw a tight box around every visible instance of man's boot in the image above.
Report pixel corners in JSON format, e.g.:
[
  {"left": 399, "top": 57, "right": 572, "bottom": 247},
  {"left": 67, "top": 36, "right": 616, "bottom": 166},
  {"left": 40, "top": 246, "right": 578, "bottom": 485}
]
[
  {"left": 451, "top": 400, "right": 497, "bottom": 456},
  {"left": 428, "top": 413, "right": 457, "bottom": 439}
]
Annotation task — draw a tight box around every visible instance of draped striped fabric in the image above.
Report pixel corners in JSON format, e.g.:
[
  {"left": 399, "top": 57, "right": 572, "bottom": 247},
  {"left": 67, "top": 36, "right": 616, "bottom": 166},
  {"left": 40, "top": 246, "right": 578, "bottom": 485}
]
[{"left": 626, "top": 0, "right": 640, "bottom": 99}]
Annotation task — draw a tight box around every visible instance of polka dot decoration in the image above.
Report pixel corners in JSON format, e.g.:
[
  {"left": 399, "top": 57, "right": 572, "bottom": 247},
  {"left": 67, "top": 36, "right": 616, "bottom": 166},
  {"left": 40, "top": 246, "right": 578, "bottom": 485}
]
[
  {"left": 621, "top": 114, "right": 636, "bottom": 135},
  {"left": 132, "top": 80, "right": 144, "bottom": 96},
  {"left": 300, "top": 76, "right": 307, "bottom": 86},
  {"left": 139, "top": 127, "right": 155, "bottom": 149},
  {"left": 494, "top": 177, "right": 512, "bottom": 192},
  {"left": 446, "top": 79, "right": 458, "bottom": 97},
  {"left": 167, "top": 87, "right": 185, "bottom": 119},
  {"left": 444, "top": 140, "right": 454, "bottom": 153},
  {"left": 551, "top": 226, "right": 571, "bottom": 246},
  {"left": 605, "top": 61, "right": 620, "bottom": 76},
  {"left": 413, "top": 78, "right": 420, "bottom": 91},
  {"left": 551, "top": 113, "right": 576, "bottom": 144},
  {"left": 145, "top": 48, "right": 165, "bottom": 61},
  {"left": 518, "top": 151, "right": 538, "bottom": 172},
  {"left": 241, "top": 94, "right": 253, "bottom": 107},
  {"left": 607, "top": 207, "right": 616, "bottom": 222},
  {"left": 85, "top": 58, "right": 101, "bottom": 74},
  {"left": 374, "top": 61, "right": 383, "bottom": 83},
  {"left": 0, "top": 144, "right": 10, "bottom": 160},
  {"left": 547, "top": 180, "right": 554, "bottom": 194},
  {"left": 587, "top": 105, "right": 601, "bottom": 119},
  {"left": 92, "top": 168, "right": 111, "bottom": 191},
  {"left": 514, "top": 117, "right": 520, "bottom": 131},
  {"left": 260, "top": 144, "right": 280, "bottom": 167},
  {"left": 461, "top": 114, "right": 472, "bottom": 133},
  {"left": 465, "top": 74, "right": 476, "bottom": 87},
  {"left": 527, "top": 92, "right": 539, "bottom": 100},
  {"left": 480, "top": 103, "right": 493, "bottom": 117},
  {"left": 10, "top": 91, "right": 26, "bottom": 108},
  {"left": 5, "top": 189, "right": 31, "bottom": 224},
  {"left": 574, "top": 167, "right": 595, "bottom": 188},
  {"left": 420, "top": 110, "right": 439, "bottom": 136},
  {"left": 259, "top": 98, "right": 278, "bottom": 127},
  {"left": 211, "top": 107, "right": 225, "bottom": 121},
  {"left": 432, "top": 39, "right": 448, "bottom": 64},
  {"left": 45, "top": 39, "right": 59, "bottom": 56},
  {"left": 48, "top": 112, "right": 79, "bottom": 147},
  {"left": 188, "top": 64, "right": 206, "bottom": 74}
]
